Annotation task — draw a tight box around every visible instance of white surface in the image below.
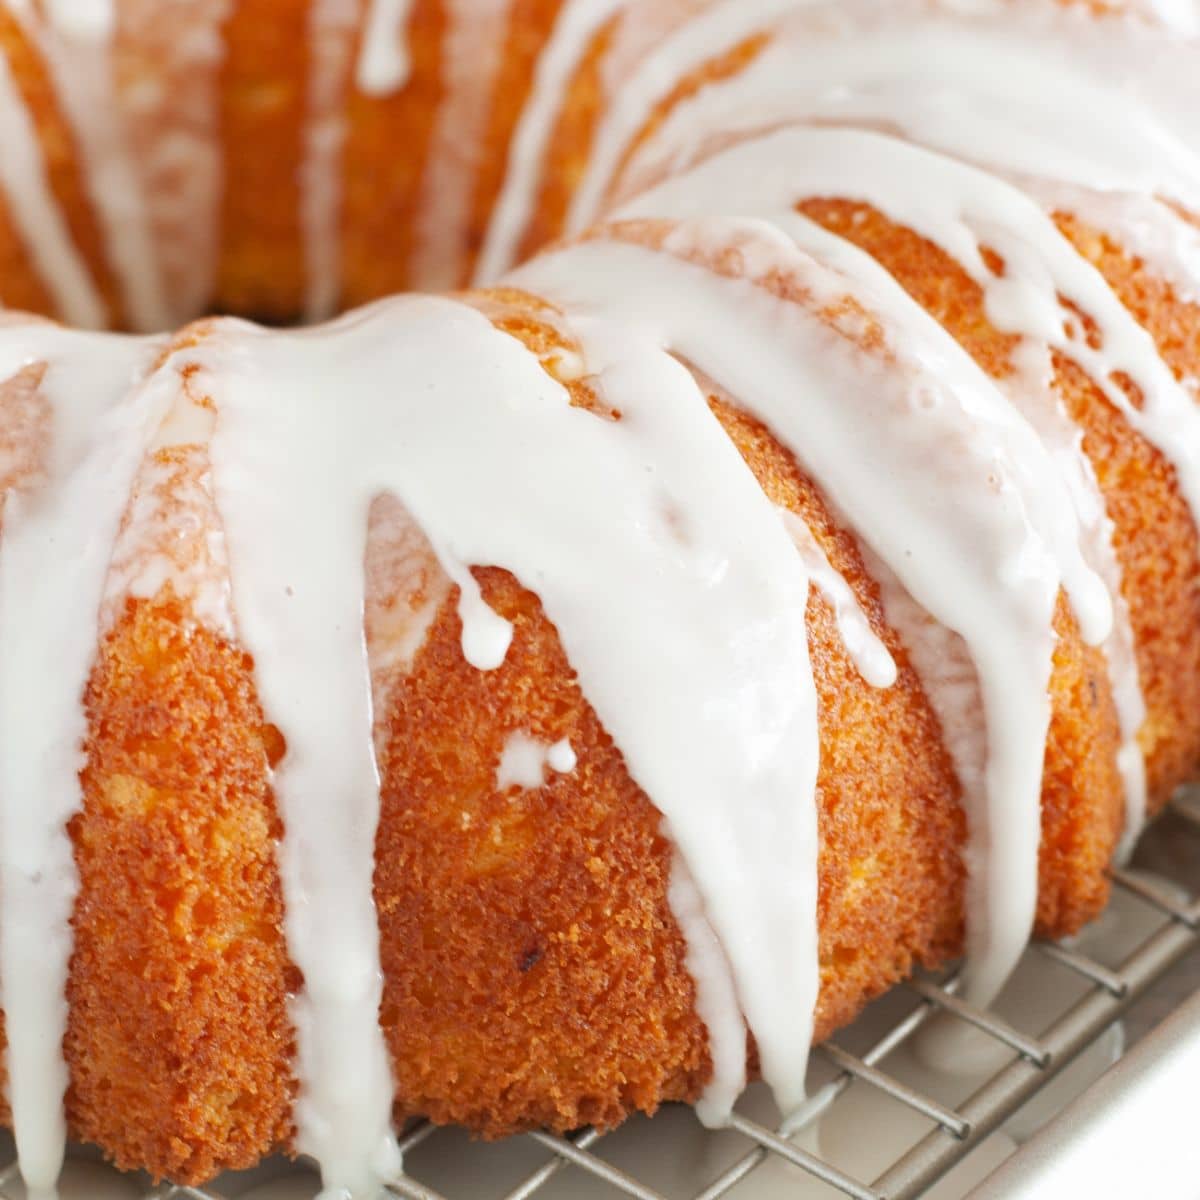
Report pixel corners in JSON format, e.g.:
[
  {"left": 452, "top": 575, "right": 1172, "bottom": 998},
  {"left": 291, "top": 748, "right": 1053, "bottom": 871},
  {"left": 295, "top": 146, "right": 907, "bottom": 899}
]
[{"left": 970, "top": 990, "right": 1200, "bottom": 1197}]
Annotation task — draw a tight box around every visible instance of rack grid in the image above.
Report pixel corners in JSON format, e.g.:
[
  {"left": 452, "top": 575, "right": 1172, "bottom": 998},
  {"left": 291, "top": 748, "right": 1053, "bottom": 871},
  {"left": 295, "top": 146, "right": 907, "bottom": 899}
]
[{"left": 6, "top": 797, "right": 1200, "bottom": 1200}]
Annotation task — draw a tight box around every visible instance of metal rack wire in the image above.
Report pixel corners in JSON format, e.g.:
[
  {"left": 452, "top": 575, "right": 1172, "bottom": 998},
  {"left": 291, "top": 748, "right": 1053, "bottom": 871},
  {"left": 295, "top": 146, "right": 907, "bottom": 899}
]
[{"left": 8, "top": 797, "right": 1200, "bottom": 1200}]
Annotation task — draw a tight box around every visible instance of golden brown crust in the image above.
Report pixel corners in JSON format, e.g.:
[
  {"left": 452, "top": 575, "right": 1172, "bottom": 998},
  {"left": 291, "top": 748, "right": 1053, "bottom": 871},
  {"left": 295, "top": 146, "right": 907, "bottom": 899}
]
[
  {"left": 69, "top": 593, "right": 293, "bottom": 1182},
  {"left": 45, "top": 201, "right": 1165, "bottom": 1182},
  {"left": 1053, "top": 210, "right": 1200, "bottom": 398},
  {"left": 0, "top": 13, "right": 125, "bottom": 323},
  {"left": 0, "top": 0, "right": 1193, "bottom": 1186},
  {"left": 215, "top": 0, "right": 309, "bottom": 321},
  {"left": 375, "top": 565, "right": 708, "bottom": 1136},
  {"left": 798, "top": 197, "right": 1200, "bottom": 810},
  {"left": 366, "top": 286, "right": 1118, "bottom": 1143},
  {"left": 370, "top": 477, "right": 969, "bottom": 1137},
  {"left": 340, "top": 0, "right": 449, "bottom": 306},
  {"left": 710, "top": 398, "right": 970, "bottom": 1034},
  {"left": 461, "top": 0, "right": 566, "bottom": 287},
  {"left": 513, "top": 8, "right": 614, "bottom": 267}
]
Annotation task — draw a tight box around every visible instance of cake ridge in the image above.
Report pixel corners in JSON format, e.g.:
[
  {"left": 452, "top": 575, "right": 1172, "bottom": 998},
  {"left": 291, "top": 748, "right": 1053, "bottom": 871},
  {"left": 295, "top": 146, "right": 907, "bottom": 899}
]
[
  {"left": 512, "top": 215, "right": 1112, "bottom": 1011},
  {"left": 0, "top": 2, "right": 1194, "bottom": 1197}
]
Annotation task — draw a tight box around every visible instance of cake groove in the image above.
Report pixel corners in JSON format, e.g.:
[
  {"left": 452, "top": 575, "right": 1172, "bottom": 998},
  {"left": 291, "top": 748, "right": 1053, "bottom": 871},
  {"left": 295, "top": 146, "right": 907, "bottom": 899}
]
[{"left": 0, "top": 2, "right": 1194, "bottom": 1197}]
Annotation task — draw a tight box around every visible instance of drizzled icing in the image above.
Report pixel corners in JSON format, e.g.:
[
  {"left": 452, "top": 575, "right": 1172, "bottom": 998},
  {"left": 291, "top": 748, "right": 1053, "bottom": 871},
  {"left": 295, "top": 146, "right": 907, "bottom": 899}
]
[
  {"left": 0, "top": 286, "right": 840, "bottom": 1193},
  {"left": 614, "top": 124, "right": 1156, "bottom": 855},
  {"left": 636, "top": 131, "right": 1200, "bottom": 530},
  {"left": 1149, "top": 0, "right": 1200, "bottom": 33},
  {"left": 511, "top": 223, "right": 1113, "bottom": 1007},
  {"left": 561, "top": 0, "right": 806, "bottom": 243},
  {"left": 0, "top": 1, "right": 1194, "bottom": 1198},
  {"left": 778, "top": 508, "right": 895, "bottom": 690},
  {"left": 302, "top": 0, "right": 362, "bottom": 322},
  {"left": 603, "top": 1, "right": 1200, "bottom": 218},
  {"left": 134, "top": 294, "right": 817, "bottom": 1158},
  {"left": 0, "top": 326, "right": 163, "bottom": 1196},
  {"left": 803, "top": 123, "right": 1200, "bottom": 848},
  {"left": 0, "top": 52, "right": 107, "bottom": 329},
  {"left": 1028, "top": 180, "right": 1200, "bottom": 315},
  {"left": 413, "top": 0, "right": 513, "bottom": 289},
  {"left": 495, "top": 732, "right": 577, "bottom": 790},
  {"left": 101, "top": 437, "right": 235, "bottom": 640},
  {"left": 475, "top": 0, "right": 629, "bottom": 283},
  {"left": 357, "top": 0, "right": 416, "bottom": 94},
  {"left": 362, "top": 493, "right": 454, "bottom": 731},
  {"left": 9, "top": 6, "right": 170, "bottom": 331}
]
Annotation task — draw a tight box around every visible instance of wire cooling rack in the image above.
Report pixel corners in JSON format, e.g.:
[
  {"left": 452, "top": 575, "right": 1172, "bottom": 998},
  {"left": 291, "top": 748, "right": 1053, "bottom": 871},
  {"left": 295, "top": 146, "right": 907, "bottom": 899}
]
[{"left": 5, "top": 796, "right": 1200, "bottom": 1200}]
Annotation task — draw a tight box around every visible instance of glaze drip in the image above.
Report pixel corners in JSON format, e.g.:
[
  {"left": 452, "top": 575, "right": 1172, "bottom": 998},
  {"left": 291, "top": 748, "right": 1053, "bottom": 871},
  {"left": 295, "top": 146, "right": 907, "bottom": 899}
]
[
  {"left": 615, "top": 125, "right": 1155, "bottom": 856},
  {"left": 171, "top": 291, "right": 820, "bottom": 1162},
  {"left": 0, "top": 2, "right": 1193, "bottom": 1197},
  {"left": 0, "top": 328, "right": 164, "bottom": 1195},
  {"left": 358, "top": 0, "right": 416, "bottom": 94},
  {"left": 512, "top": 221, "right": 1112, "bottom": 1006}
]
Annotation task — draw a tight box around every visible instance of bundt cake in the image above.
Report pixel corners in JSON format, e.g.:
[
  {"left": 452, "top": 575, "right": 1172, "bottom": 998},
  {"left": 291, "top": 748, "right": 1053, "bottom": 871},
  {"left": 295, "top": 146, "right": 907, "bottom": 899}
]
[{"left": 0, "top": 0, "right": 1196, "bottom": 1195}]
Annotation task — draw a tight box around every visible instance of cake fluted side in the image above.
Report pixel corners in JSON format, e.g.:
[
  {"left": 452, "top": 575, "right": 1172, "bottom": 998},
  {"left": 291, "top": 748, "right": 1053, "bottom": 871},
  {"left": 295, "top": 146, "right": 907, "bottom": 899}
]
[{"left": 0, "top": 1, "right": 1195, "bottom": 1196}]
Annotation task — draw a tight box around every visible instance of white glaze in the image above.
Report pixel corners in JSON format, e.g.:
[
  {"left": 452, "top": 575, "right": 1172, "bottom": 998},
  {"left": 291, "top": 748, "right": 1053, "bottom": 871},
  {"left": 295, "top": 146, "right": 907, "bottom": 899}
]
[
  {"left": 495, "top": 732, "right": 577, "bottom": 790},
  {"left": 0, "top": 326, "right": 164, "bottom": 1197},
  {"left": 474, "top": 0, "right": 628, "bottom": 283},
  {"left": 0, "top": 3, "right": 1195, "bottom": 1196},
  {"left": 303, "top": 0, "right": 361, "bottom": 322},
  {"left": 766, "top": 124, "right": 1200, "bottom": 843},
  {"left": 1026, "top": 179, "right": 1200, "bottom": 315},
  {"left": 439, "top": 552, "right": 512, "bottom": 669},
  {"left": 99, "top": 379, "right": 243, "bottom": 642},
  {"left": 104, "top": 413, "right": 456, "bottom": 744},
  {"left": 413, "top": 0, "right": 513, "bottom": 289},
  {"left": 604, "top": 3, "right": 1200, "bottom": 219},
  {"left": 357, "top": 0, "right": 416, "bottom": 95},
  {"left": 863, "top": 544, "right": 989, "bottom": 825},
  {"left": 546, "top": 738, "right": 576, "bottom": 773},
  {"left": 109, "top": 0, "right": 230, "bottom": 325},
  {"left": 1147, "top": 0, "right": 1200, "bottom": 34},
  {"left": 778, "top": 508, "right": 895, "bottom": 690},
  {"left": 11, "top": 8, "right": 171, "bottom": 331},
  {"left": 41, "top": 0, "right": 115, "bottom": 41},
  {"left": 563, "top": 0, "right": 808, "bottom": 237},
  {"left": 666, "top": 855, "right": 747, "bottom": 1126},
  {"left": 362, "top": 493, "right": 453, "bottom": 736},
  {"left": 0, "top": 54, "right": 107, "bottom": 329},
  {"left": 616, "top": 125, "right": 1154, "bottom": 854},
  {"left": 512, "top": 222, "right": 1112, "bottom": 1008},
  {"left": 101, "top": 439, "right": 235, "bottom": 640},
  {"left": 166, "top": 290, "right": 820, "bottom": 1169}
]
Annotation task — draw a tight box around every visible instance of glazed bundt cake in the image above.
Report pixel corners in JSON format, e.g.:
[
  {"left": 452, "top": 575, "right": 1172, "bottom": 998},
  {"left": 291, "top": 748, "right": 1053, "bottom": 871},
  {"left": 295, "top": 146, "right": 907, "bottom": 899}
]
[{"left": 0, "top": 0, "right": 1197, "bottom": 1195}]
